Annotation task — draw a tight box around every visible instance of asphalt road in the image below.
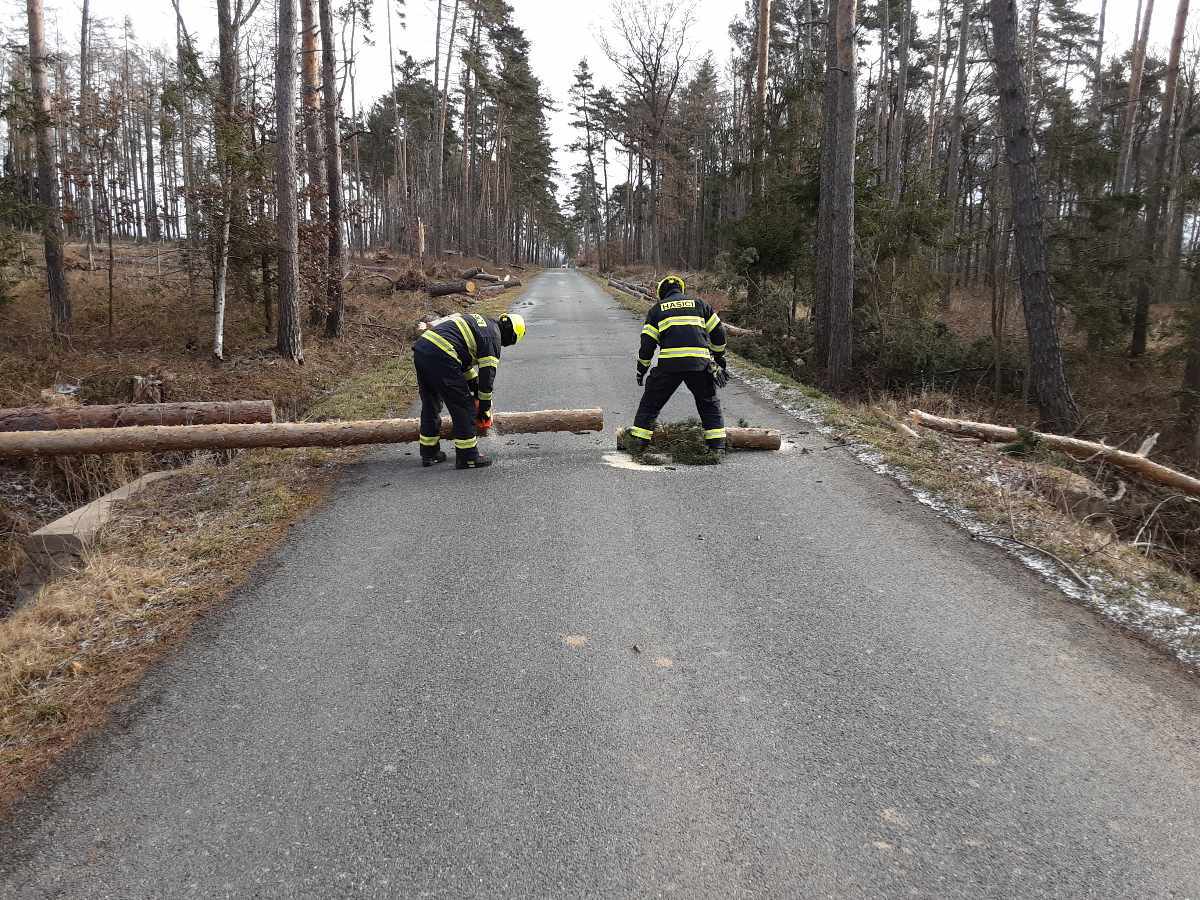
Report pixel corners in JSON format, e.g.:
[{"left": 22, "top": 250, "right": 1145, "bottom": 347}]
[{"left": 3, "top": 270, "right": 1199, "bottom": 899}]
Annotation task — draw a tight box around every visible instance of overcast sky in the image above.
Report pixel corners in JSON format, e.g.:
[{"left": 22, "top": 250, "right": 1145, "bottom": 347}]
[{"left": 36, "top": 0, "right": 1188, "bottom": 199}]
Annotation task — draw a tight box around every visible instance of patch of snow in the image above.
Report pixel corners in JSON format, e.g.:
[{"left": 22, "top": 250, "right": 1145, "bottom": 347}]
[{"left": 735, "top": 369, "right": 1200, "bottom": 668}]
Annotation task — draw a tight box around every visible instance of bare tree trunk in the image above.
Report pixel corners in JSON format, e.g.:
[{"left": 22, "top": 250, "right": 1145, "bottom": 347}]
[
  {"left": 213, "top": 0, "right": 239, "bottom": 360},
  {"left": 434, "top": 0, "right": 460, "bottom": 258},
  {"left": 940, "top": 0, "right": 971, "bottom": 308},
  {"left": 1131, "top": 0, "right": 1189, "bottom": 357},
  {"left": 301, "top": 0, "right": 327, "bottom": 322},
  {"left": 1116, "top": 0, "right": 1156, "bottom": 193},
  {"left": 813, "top": 0, "right": 839, "bottom": 366},
  {"left": 825, "top": 0, "right": 858, "bottom": 390},
  {"left": 276, "top": 0, "right": 303, "bottom": 361},
  {"left": 27, "top": 0, "right": 69, "bottom": 339},
  {"left": 887, "top": 0, "right": 912, "bottom": 203},
  {"left": 924, "top": 0, "right": 947, "bottom": 175},
  {"left": 144, "top": 90, "right": 160, "bottom": 242},
  {"left": 752, "top": 0, "right": 772, "bottom": 203},
  {"left": 989, "top": 0, "right": 1079, "bottom": 433},
  {"left": 318, "top": 0, "right": 345, "bottom": 337},
  {"left": 1090, "top": 0, "right": 1107, "bottom": 121},
  {"left": 79, "top": 0, "right": 95, "bottom": 270}
]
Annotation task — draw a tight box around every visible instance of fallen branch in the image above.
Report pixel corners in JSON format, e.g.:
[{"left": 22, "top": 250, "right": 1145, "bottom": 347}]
[
  {"left": 909, "top": 410, "right": 1200, "bottom": 498},
  {"left": 0, "top": 409, "right": 604, "bottom": 458}
]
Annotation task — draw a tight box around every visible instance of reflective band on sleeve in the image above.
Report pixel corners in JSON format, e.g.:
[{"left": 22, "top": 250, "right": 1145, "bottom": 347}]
[
  {"left": 419, "top": 434, "right": 440, "bottom": 447},
  {"left": 478, "top": 355, "right": 500, "bottom": 369},
  {"left": 451, "top": 315, "right": 478, "bottom": 358},
  {"left": 638, "top": 357, "right": 653, "bottom": 366},
  {"left": 420, "top": 330, "right": 460, "bottom": 363},
  {"left": 655, "top": 315, "right": 706, "bottom": 332},
  {"left": 641, "top": 325, "right": 660, "bottom": 342},
  {"left": 628, "top": 426, "right": 654, "bottom": 440},
  {"left": 465, "top": 366, "right": 480, "bottom": 381},
  {"left": 478, "top": 391, "right": 493, "bottom": 401},
  {"left": 658, "top": 347, "right": 712, "bottom": 360},
  {"left": 705, "top": 313, "right": 721, "bottom": 332},
  {"left": 710, "top": 343, "right": 727, "bottom": 353},
  {"left": 454, "top": 437, "right": 479, "bottom": 450},
  {"left": 703, "top": 428, "right": 727, "bottom": 440}
]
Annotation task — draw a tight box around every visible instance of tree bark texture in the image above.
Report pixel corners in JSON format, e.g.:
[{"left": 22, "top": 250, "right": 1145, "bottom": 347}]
[
  {"left": 824, "top": 0, "right": 858, "bottom": 390},
  {"left": 910, "top": 410, "right": 1200, "bottom": 496},
  {"left": 1116, "top": 0, "right": 1156, "bottom": 194},
  {"left": 427, "top": 280, "right": 478, "bottom": 297},
  {"left": 27, "top": 0, "right": 70, "bottom": 339},
  {"left": 887, "top": 0, "right": 913, "bottom": 204},
  {"left": 940, "top": 0, "right": 971, "bottom": 307},
  {"left": 1130, "top": 0, "right": 1189, "bottom": 357},
  {"left": 276, "top": 0, "right": 304, "bottom": 362},
  {"left": 989, "top": 0, "right": 1079, "bottom": 433},
  {"left": 318, "top": 0, "right": 345, "bottom": 337},
  {"left": 0, "top": 401, "right": 277, "bottom": 432},
  {"left": 300, "top": 0, "right": 327, "bottom": 282},
  {"left": 0, "top": 410, "right": 605, "bottom": 459},
  {"left": 813, "top": 0, "right": 839, "bottom": 367},
  {"left": 752, "top": 0, "right": 772, "bottom": 201}
]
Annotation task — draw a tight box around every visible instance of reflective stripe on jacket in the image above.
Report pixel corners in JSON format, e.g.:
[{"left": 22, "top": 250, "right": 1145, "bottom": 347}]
[
  {"left": 414, "top": 313, "right": 503, "bottom": 399},
  {"left": 637, "top": 292, "right": 728, "bottom": 374}
]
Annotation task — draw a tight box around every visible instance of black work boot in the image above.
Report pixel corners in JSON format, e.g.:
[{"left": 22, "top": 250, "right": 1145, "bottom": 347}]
[
  {"left": 420, "top": 444, "right": 448, "bottom": 467},
  {"left": 455, "top": 448, "right": 493, "bottom": 469}
]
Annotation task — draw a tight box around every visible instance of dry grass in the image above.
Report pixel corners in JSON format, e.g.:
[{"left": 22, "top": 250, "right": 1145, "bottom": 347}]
[
  {"left": 0, "top": 247, "right": 528, "bottom": 811},
  {"left": 0, "top": 449, "right": 338, "bottom": 809}
]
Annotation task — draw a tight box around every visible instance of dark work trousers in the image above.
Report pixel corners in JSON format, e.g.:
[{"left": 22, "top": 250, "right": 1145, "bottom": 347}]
[
  {"left": 413, "top": 344, "right": 477, "bottom": 455},
  {"left": 633, "top": 368, "right": 725, "bottom": 445}
]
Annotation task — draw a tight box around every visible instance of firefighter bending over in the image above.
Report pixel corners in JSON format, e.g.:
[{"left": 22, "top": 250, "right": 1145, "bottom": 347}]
[
  {"left": 412, "top": 311, "right": 526, "bottom": 470},
  {"left": 627, "top": 275, "right": 728, "bottom": 454}
]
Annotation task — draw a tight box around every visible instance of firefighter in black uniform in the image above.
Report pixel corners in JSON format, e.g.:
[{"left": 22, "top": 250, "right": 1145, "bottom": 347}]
[
  {"left": 628, "top": 275, "right": 727, "bottom": 452},
  {"left": 412, "top": 311, "right": 526, "bottom": 469}
]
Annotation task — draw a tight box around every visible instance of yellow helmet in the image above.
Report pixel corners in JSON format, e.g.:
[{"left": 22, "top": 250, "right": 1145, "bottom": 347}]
[
  {"left": 657, "top": 275, "right": 686, "bottom": 300},
  {"left": 500, "top": 312, "right": 526, "bottom": 344}
]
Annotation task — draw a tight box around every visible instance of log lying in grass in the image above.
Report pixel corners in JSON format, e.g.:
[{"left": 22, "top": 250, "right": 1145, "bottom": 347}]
[
  {"left": 474, "top": 271, "right": 510, "bottom": 284},
  {"left": 0, "top": 409, "right": 604, "bottom": 459},
  {"left": 0, "top": 401, "right": 276, "bottom": 432},
  {"left": 427, "top": 279, "right": 477, "bottom": 297},
  {"left": 619, "top": 425, "right": 781, "bottom": 451},
  {"left": 909, "top": 410, "right": 1200, "bottom": 498}
]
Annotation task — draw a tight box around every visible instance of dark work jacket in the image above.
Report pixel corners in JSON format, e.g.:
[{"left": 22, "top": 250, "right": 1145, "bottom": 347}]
[
  {"left": 414, "top": 313, "right": 503, "bottom": 400},
  {"left": 636, "top": 291, "right": 728, "bottom": 375}
]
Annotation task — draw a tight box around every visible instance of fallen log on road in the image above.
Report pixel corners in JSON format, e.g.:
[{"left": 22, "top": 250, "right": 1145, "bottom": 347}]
[
  {"left": 0, "top": 409, "right": 605, "bottom": 458},
  {"left": 909, "top": 410, "right": 1200, "bottom": 498},
  {"left": 0, "top": 401, "right": 276, "bottom": 432},
  {"left": 619, "top": 425, "right": 781, "bottom": 451}
]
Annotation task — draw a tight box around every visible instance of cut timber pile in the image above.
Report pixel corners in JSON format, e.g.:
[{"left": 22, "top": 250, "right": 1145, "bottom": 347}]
[
  {"left": 910, "top": 410, "right": 1200, "bottom": 498},
  {"left": 0, "top": 401, "right": 276, "bottom": 432},
  {"left": 0, "top": 409, "right": 604, "bottom": 458},
  {"left": 427, "top": 280, "right": 477, "bottom": 298}
]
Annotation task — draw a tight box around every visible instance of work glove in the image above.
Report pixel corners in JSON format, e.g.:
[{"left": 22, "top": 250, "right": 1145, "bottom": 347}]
[
  {"left": 475, "top": 399, "right": 493, "bottom": 433},
  {"left": 710, "top": 361, "right": 728, "bottom": 389},
  {"left": 636, "top": 370, "right": 645, "bottom": 387}
]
